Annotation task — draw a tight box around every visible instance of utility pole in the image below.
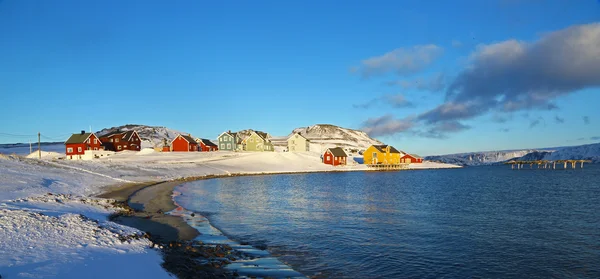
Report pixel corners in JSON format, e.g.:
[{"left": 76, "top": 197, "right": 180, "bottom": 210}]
[{"left": 38, "top": 132, "right": 41, "bottom": 159}]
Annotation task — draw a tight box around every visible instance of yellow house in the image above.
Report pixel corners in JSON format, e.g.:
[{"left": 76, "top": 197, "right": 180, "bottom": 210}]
[{"left": 364, "top": 145, "right": 404, "bottom": 165}]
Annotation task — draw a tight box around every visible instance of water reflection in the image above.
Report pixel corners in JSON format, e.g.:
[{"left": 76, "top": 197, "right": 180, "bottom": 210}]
[{"left": 175, "top": 166, "right": 600, "bottom": 278}]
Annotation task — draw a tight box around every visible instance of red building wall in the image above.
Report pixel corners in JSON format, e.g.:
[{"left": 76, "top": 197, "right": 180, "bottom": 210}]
[
  {"left": 323, "top": 151, "right": 346, "bottom": 166},
  {"left": 66, "top": 143, "right": 86, "bottom": 156},
  {"left": 401, "top": 154, "right": 423, "bottom": 163},
  {"left": 65, "top": 134, "right": 103, "bottom": 156},
  {"left": 100, "top": 134, "right": 141, "bottom": 152},
  {"left": 172, "top": 136, "right": 188, "bottom": 152},
  {"left": 172, "top": 136, "right": 197, "bottom": 152},
  {"left": 200, "top": 142, "right": 218, "bottom": 152},
  {"left": 128, "top": 133, "right": 141, "bottom": 151}
]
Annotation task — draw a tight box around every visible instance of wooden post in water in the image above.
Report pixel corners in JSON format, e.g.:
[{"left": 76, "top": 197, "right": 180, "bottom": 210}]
[
  {"left": 553, "top": 162, "right": 556, "bottom": 169},
  {"left": 581, "top": 161, "right": 584, "bottom": 168},
  {"left": 571, "top": 161, "right": 576, "bottom": 169},
  {"left": 564, "top": 162, "right": 567, "bottom": 169}
]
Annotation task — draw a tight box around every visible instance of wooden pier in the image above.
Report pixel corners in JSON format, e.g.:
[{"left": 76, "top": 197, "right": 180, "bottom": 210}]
[
  {"left": 505, "top": 160, "right": 591, "bottom": 170},
  {"left": 367, "top": 163, "right": 409, "bottom": 171}
]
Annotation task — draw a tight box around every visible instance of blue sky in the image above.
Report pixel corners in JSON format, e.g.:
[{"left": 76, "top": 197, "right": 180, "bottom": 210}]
[{"left": 1, "top": 0, "right": 599, "bottom": 155}]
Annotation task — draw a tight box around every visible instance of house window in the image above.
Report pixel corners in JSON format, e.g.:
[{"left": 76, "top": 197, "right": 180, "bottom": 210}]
[
  {"left": 221, "top": 144, "right": 225, "bottom": 149},
  {"left": 118, "top": 146, "right": 122, "bottom": 150},
  {"left": 110, "top": 139, "right": 113, "bottom": 142},
  {"left": 249, "top": 138, "right": 254, "bottom": 142},
  {"left": 292, "top": 140, "right": 295, "bottom": 144},
  {"left": 220, "top": 138, "right": 222, "bottom": 142},
  {"left": 326, "top": 155, "right": 330, "bottom": 160},
  {"left": 67, "top": 147, "right": 73, "bottom": 153},
  {"left": 94, "top": 147, "right": 98, "bottom": 150},
  {"left": 227, "top": 143, "right": 231, "bottom": 149},
  {"left": 116, "top": 138, "right": 120, "bottom": 142},
  {"left": 94, "top": 139, "right": 98, "bottom": 144},
  {"left": 78, "top": 147, "right": 82, "bottom": 152}
]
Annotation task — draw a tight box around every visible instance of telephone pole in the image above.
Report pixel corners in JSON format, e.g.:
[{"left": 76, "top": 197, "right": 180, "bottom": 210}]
[{"left": 38, "top": 132, "right": 41, "bottom": 159}]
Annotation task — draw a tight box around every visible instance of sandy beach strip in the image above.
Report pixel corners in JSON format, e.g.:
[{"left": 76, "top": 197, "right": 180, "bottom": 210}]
[{"left": 98, "top": 180, "right": 199, "bottom": 242}]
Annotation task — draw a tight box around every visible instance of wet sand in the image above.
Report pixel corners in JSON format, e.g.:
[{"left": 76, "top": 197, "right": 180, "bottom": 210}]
[{"left": 98, "top": 180, "right": 199, "bottom": 242}]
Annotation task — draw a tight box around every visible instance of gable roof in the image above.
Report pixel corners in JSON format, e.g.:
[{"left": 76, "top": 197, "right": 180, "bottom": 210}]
[
  {"left": 288, "top": 132, "right": 309, "bottom": 142},
  {"left": 123, "top": 130, "right": 139, "bottom": 141},
  {"left": 218, "top": 131, "right": 243, "bottom": 143},
  {"left": 218, "top": 131, "right": 234, "bottom": 139},
  {"left": 65, "top": 132, "right": 97, "bottom": 145},
  {"left": 326, "top": 147, "right": 347, "bottom": 157},
  {"left": 402, "top": 153, "right": 422, "bottom": 159},
  {"left": 253, "top": 131, "right": 270, "bottom": 141},
  {"left": 197, "top": 138, "right": 217, "bottom": 147},
  {"left": 172, "top": 134, "right": 198, "bottom": 145},
  {"left": 371, "top": 145, "right": 401, "bottom": 154}
]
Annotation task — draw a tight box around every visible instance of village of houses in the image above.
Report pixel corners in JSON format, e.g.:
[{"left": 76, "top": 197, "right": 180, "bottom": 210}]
[{"left": 63, "top": 129, "right": 425, "bottom": 169}]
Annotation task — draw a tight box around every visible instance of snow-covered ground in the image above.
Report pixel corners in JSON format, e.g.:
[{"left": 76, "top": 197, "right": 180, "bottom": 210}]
[
  {"left": 0, "top": 150, "right": 459, "bottom": 278},
  {"left": 0, "top": 142, "right": 65, "bottom": 156}
]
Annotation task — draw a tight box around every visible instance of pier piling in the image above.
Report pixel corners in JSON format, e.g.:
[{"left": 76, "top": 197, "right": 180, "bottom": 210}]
[{"left": 506, "top": 160, "right": 590, "bottom": 171}]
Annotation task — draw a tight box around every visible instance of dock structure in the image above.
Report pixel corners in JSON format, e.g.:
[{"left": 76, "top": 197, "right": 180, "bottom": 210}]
[
  {"left": 505, "top": 160, "right": 591, "bottom": 170},
  {"left": 367, "top": 163, "right": 410, "bottom": 171}
]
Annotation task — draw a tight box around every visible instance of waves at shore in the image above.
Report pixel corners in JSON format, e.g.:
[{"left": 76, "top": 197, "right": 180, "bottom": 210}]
[{"left": 170, "top": 192, "right": 306, "bottom": 279}]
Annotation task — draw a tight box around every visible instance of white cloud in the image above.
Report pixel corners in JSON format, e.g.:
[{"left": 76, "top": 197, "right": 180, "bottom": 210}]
[{"left": 353, "top": 45, "right": 443, "bottom": 78}]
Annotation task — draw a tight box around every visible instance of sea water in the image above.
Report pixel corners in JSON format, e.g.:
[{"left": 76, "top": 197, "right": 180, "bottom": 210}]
[{"left": 174, "top": 165, "right": 600, "bottom": 278}]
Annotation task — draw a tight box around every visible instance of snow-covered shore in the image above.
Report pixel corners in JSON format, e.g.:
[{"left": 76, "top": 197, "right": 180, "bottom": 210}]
[{"left": 0, "top": 150, "right": 460, "bottom": 278}]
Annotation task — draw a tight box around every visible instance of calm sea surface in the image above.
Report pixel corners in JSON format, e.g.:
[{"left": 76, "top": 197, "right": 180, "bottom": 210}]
[{"left": 174, "top": 165, "right": 600, "bottom": 278}]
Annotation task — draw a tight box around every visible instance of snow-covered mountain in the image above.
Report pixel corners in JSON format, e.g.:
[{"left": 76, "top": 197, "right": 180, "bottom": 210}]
[
  {"left": 425, "top": 150, "right": 539, "bottom": 166},
  {"left": 523, "top": 143, "right": 600, "bottom": 162},
  {"left": 96, "top": 124, "right": 185, "bottom": 149},
  {"left": 426, "top": 142, "right": 600, "bottom": 166},
  {"left": 272, "top": 124, "right": 383, "bottom": 152}
]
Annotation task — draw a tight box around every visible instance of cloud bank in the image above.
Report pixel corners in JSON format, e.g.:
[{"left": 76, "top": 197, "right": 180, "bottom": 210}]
[{"left": 361, "top": 23, "right": 600, "bottom": 138}]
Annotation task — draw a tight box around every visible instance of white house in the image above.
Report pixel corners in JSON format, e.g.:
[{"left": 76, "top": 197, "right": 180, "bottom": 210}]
[{"left": 287, "top": 132, "right": 310, "bottom": 152}]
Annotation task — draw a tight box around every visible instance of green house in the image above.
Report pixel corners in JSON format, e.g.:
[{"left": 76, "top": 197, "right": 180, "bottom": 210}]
[{"left": 217, "top": 131, "right": 240, "bottom": 151}]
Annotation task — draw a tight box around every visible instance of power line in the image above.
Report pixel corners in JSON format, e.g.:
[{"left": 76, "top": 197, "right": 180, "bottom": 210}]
[{"left": 0, "top": 132, "right": 36, "bottom": 137}]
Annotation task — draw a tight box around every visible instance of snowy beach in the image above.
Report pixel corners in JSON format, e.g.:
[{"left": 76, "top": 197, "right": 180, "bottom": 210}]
[{"left": 0, "top": 150, "right": 460, "bottom": 278}]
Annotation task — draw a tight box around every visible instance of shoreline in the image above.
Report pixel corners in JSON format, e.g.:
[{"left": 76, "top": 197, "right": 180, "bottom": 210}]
[{"left": 98, "top": 167, "right": 462, "bottom": 278}]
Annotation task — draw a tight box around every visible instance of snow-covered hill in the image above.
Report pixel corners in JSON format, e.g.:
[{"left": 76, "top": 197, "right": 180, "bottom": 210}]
[
  {"left": 96, "top": 124, "right": 185, "bottom": 149},
  {"left": 523, "top": 143, "right": 600, "bottom": 163},
  {"left": 425, "top": 150, "right": 538, "bottom": 166},
  {"left": 279, "top": 124, "right": 383, "bottom": 153},
  {"left": 426, "top": 142, "right": 600, "bottom": 166}
]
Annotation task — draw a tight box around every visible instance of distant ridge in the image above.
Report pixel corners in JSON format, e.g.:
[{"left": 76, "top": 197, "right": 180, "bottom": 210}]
[{"left": 425, "top": 142, "right": 600, "bottom": 166}]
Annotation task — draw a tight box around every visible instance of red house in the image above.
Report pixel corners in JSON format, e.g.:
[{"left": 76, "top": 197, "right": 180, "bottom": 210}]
[
  {"left": 99, "top": 130, "right": 142, "bottom": 152},
  {"left": 401, "top": 153, "right": 423, "bottom": 163},
  {"left": 171, "top": 134, "right": 199, "bottom": 152},
  {"left": 64, "top": 131, "right": 103, "bottom": 159},
  {"left": 323, "top": 147, "right": 348, "bottom": 166},
  {"left": 196, "top": 138, "right": 218, "bottom": 152}
]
